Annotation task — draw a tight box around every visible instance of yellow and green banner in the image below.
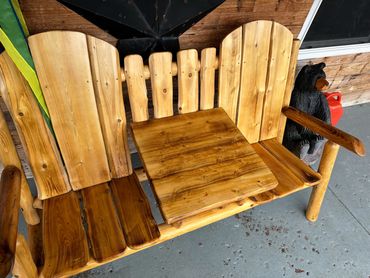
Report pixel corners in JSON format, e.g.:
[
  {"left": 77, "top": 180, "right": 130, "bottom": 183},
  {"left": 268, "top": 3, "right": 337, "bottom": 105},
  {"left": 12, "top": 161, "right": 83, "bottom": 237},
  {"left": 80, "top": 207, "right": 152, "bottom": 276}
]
[{"left": 0, "top": 0, "right": 52, "bottom": 128}]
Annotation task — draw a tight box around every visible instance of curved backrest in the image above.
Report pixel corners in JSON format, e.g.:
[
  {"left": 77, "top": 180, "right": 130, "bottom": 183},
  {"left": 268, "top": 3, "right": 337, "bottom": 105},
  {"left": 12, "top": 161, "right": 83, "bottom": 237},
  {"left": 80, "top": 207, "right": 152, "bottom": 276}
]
[
  {"left": 125, "top": 21, "right": 300, "bottom": 145},
  {"left": 219, "top": 20, "right": 300, "bottom": 143},
  {"left": 0, "top": 31, "right": 132, "bottom": 199}
]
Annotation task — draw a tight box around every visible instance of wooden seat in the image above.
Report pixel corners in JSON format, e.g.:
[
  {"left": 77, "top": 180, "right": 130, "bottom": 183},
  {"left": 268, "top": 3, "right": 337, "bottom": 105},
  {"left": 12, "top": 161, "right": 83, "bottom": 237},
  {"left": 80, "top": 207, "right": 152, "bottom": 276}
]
[{"left": 0, "top": 20, "right": 365, "bottom": 278}]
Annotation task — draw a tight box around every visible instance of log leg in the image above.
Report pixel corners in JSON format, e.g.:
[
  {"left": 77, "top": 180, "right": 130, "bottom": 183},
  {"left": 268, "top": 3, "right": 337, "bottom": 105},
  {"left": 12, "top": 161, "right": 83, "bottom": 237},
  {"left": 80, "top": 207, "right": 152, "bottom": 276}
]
[
  {"left": 306, "top": 141, "right": 339, "bottom": 222},
  {"left": 13, "top": 234, "right": 38, "bottom": 278}
]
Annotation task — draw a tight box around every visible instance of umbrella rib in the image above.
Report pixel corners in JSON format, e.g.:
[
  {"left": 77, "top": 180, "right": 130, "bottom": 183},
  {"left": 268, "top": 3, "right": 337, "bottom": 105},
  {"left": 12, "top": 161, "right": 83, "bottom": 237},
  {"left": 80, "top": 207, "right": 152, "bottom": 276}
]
[{"left": 129, "top": 1, "right": 157, "bottom": 37}]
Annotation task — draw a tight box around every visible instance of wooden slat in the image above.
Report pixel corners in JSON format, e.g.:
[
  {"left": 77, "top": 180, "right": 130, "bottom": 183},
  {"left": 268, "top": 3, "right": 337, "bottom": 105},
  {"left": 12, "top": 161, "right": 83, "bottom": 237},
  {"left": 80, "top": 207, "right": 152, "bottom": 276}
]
[
  {"left": 29, "top": 31, "right": 111, "bottom": 189},
  {"left": 218, "top": 27, "right": 242, "bottom": 122},
  {"left": 260, "top": 22, "right": 293, "bottom": 140},
  {"left": 237, "top": 21, "right": 272, "bottom": 143},
  {"left": 110, "top": 175, "right": 160, "bottom": 249},
  {"left": 0, "top": 53, "right": 70, "bottom": 199},
  {"left": 283, "top": 106, "right": 366, "bottom": 156},
  {"left": 200, "top": 48, "right": 217, "bottom": 110},
  {"left": 124, "top": 55, "right": 149, "bottom": 122},
  {"left": 13, "top": 235, "right": 38, "bottom": 278},
  {"left": 81, "top": 183, "right": 127, "bottom": 261},
  {"left": 277, "top": 39, "right": 301, "bottom": 143},
  {"left": 132, "top": 108, "right": 278, "bottom": 224},
  {"left": 148, "top": 52, "right": 174, "bottom": 119},
  {"left": 259, "top": 139, "right": 321, "bottom": 185},
  {"left": 177, "top": 49, "right": 199, "bottom": 114},
  {"left": 0, "top": 108, "right": 39, "bottom": 225},
  {"left": 42, "top": 192, "right": 89, "bottom": 276},
  {"left": 87, "top": 36, "right": 132, "bottom": 178},
  {"left": 0, "top": 166, "right": 21, "bottom": 277}
]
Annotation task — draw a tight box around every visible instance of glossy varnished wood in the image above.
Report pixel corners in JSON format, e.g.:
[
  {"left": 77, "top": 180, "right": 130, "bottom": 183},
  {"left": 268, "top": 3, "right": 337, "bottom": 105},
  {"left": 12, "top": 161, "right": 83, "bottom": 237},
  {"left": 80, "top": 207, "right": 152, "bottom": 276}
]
[
  {"left": 13, "top": 235, "right": 38, "bottom": 278},
  {"left": 132, "top": 108, "right": 278, "bottom": 224},
  {"left": 29, "top": 31, "right": 111, "bottom": 189},
  {"left": 0, "top": 166, "right": 21, "bottom": 277},
  {"left": 42, "top": 192, "right": 89, "bottom": 276},
  {"left": 87, "top": 36, "right": 132, "bottom": 178},
  {"left": 81, "top": 183, "right": 127, "bottom": 261},
  {"left": 110, "top": 175, "right": 160, "bottom": 249},
  {"left": 0, "top": 108, "right": 39, "bottom": 224},
  {"left": 283, "top": 106, "right": 365, "bottom": 156},
  {"left": 0, "top": 53, "right": 70, "bottom": 199}
]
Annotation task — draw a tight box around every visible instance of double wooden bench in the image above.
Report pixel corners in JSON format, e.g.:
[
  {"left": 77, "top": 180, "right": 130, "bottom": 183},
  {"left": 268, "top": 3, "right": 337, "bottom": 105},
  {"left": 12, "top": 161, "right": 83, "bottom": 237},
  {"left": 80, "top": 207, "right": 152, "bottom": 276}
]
[{"left": 0, "top": 21, "right": 365, "bottom": 277}]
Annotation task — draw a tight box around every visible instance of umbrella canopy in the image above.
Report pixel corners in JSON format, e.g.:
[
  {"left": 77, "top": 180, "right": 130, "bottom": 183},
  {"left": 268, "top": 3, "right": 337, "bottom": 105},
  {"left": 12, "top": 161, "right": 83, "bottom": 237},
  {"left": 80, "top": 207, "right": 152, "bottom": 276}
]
[{"left": 59, "top": 0, "right": 224, "bottom": 58}]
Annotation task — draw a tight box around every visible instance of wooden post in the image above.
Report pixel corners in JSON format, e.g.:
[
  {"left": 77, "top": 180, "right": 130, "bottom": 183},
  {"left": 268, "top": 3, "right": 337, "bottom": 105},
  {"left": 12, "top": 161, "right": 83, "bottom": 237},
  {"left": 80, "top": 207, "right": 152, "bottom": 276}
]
[{"left": 306, "top": 141, "right": 340, "bottom": 222}]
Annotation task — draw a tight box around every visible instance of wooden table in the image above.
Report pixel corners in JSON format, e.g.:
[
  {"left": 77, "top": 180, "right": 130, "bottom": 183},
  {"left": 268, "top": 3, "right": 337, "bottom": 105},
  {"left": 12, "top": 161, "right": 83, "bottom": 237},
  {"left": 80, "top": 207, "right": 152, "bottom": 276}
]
[{"left": 132, "top": 108, "right": 278, "bottom": 224}]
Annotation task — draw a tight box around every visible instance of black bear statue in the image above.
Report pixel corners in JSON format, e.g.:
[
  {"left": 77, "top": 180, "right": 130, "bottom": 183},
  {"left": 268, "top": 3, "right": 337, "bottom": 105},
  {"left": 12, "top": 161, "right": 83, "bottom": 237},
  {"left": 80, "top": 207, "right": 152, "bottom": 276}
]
[{"left": 283, "top": 62, "right": 331, "bottom": 165}]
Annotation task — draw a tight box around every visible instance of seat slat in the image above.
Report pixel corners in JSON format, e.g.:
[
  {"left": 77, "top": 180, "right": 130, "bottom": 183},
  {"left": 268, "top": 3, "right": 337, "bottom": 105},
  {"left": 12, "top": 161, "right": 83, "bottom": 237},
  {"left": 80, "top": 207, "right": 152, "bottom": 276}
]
[
  {"left": 42, "top": 192, "right": 89, "bottom": 276},
  {"left": 259, "top": 139, "right": 321, "bottom": 185},
  {"left": 149, "top": 52, "right": 174, "bottom": 119},
  {"left": 177, "top": 49, "right": 199, "bottom": 114},
  {"left": 110, "top": 175, "right": 160, "bottom": 249},
  {"left": 124, "top": 55, "right": 149, "bottom": 122},
  {"left": 87, "top": 36, "right": 132, "bottom": 178},
  {"left": 218, "top": 27, "right": 242, "bottom": 122},
  {"left": 0, "top": 53, "right": 70, "bottom": 199},
  {"left": 81, "top": 183, "right": 127, "bottom": 262},
  {"left": 200, "top": 48, "right": 217, "bottom": 110},
  {"left": 259, "top": 22, "right": 293, "bottom": 140},
  {"left": 29, "top": 31, "right": 111, "bottom": 190},
  {"left": 237, "top": 21, "right": 272, "bottom": 143}
]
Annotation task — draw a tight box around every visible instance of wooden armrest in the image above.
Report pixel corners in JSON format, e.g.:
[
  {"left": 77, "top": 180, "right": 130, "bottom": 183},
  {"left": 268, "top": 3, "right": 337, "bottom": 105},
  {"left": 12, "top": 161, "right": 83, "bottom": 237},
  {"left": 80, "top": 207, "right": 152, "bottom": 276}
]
[
  {"left": 0, "top": 166, "right": 21, "bottom": 277},
  {"left": 283, "top": 106, "right": 366, "bottom": 156}
]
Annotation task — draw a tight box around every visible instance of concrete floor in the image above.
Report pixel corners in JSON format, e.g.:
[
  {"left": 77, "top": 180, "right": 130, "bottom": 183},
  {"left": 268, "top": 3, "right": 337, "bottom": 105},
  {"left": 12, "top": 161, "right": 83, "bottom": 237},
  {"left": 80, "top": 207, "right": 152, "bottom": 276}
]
[{"left": 22, "top": 104, "right": 370, "bottom": 278}]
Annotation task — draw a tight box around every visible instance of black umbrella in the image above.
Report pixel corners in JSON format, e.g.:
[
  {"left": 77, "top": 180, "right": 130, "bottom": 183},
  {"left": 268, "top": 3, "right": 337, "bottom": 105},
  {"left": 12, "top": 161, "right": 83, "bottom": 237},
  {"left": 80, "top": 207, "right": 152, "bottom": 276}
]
[{"left": 59, "top": 0, "right": 224, "bottom": 59}]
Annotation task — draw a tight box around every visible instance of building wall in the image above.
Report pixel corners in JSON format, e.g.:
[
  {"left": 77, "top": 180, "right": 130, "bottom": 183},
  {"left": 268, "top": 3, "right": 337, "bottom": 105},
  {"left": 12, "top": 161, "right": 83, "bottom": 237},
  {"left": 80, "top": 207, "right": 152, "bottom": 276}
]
[
  {"left": 298, "top": 53, "right": 370, "bottom": 106},
  {"left": 179, "top": 0, "right": 313, "bottom": 50}
]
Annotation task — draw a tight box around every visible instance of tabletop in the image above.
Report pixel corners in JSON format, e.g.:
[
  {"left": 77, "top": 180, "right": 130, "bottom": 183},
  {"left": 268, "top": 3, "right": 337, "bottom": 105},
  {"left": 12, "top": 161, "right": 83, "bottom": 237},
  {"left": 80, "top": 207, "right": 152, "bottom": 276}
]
[{"left": 131, "top": 108, "right": 278, "bottom": 224}]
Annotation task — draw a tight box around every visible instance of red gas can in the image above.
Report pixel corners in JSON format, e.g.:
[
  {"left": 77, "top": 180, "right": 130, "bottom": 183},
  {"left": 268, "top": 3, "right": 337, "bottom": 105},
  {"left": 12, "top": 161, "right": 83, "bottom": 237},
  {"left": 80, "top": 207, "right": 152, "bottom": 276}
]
[{"left": 324, "top": 92, "right": 343, "bottom": 126}]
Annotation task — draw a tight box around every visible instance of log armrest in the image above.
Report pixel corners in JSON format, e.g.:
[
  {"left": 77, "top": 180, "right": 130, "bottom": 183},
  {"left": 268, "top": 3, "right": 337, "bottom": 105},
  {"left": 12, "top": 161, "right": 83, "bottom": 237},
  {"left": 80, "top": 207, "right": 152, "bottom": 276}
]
[{"left": 282, "top": 106, "right": 366, "bottom": 156}]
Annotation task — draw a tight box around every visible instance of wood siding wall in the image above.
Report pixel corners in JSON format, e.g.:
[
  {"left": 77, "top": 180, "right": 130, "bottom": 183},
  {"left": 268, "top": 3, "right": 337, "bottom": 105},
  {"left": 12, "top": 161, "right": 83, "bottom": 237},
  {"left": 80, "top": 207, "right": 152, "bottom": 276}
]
[{"left": 298, "top": 53, "right": 370, "bottom": 107}]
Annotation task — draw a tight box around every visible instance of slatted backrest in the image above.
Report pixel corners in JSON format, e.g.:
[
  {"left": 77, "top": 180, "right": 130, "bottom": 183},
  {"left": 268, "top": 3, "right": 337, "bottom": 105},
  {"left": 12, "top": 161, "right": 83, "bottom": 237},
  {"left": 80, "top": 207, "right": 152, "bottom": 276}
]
[
  {"left": 0, "top": 31, "right": 133, "bottom": 198},
  {"left": 219, "top": 21, "right": 299, "bottom": 143},
  {"left": 124, "top": 20, "right": 299, "bottom": 145}
]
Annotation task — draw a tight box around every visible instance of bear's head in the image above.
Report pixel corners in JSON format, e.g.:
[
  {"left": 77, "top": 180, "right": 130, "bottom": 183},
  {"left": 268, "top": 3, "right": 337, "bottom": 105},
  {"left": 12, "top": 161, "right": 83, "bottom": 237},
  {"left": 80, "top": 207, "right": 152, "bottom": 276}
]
[{"left": 293, "top": 62, "right": 328, "bottom": 92}]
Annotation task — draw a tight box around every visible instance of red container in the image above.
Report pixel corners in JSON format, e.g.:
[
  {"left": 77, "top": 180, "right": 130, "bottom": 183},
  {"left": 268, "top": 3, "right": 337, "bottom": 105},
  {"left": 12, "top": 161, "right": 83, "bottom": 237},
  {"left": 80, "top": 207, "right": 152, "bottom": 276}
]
[{"left": 324, "top": 92, "right": 343, "bottom": 126}]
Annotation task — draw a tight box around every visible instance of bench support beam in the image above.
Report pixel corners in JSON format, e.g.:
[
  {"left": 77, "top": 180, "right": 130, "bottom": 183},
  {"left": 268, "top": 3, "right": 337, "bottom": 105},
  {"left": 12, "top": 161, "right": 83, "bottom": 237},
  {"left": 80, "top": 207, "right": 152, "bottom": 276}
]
[{"left": 306, "top": 141, "right": 339, "bottom": 222}]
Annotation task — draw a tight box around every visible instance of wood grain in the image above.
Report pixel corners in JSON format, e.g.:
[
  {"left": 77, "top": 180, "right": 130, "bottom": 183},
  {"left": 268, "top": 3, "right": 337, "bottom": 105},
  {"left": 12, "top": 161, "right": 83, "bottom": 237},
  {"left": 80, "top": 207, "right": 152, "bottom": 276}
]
[
  {"left": 218, "top": 27, "right": 242, "bottom": 122},
  {"left": 13, "top": 234, "right": 38, "bottom": 278},
  {"left": 0, "top": 108, "right": 39, "bottom": 225},
  {"left": 42, "top": 192, "right": 89, "bottom": 276},
  {"left": 237, "top": 21, "right": 272, "bottom": 143},
  {"left": 0, "top": 53, "right": 70, "bottom": 199},
  {"left": 110, "top": 175, "right": 160, "bottom": 249},
  {"left": 81, "top": 183, "right": 127, "bottom": 261},
  {"left": 260, "top": 22, "right": 293, "bottom": 140},
  {"left": 259, "top": 139, "right": 321, "bottom": 185},
  {"left": 124, "top": 55, "right": 149, "bottom": 122},
  {"left": 200, "top": 48, "right": 217, "bottom": 110},
  {"left": 277, "top": 39, "right": 301, "bottom": 143},
  {"left": 87, "top": 36, "right": 132, "bottom": 178},
  {"left": 177, "top": 49, "right": 199, "bottom": 114},
  {"left": 29, "top": 31, "right": 111, "bottom": 189},
  {"left": 148, "top": 52, "right": 174, "bottom": 119},
  {"left": 0, "top": 166, "right": 21, "bottom": 277},
  {"left": 283, "top": 106, "right": 366, "bottom": 156},
  {"left": 306, "top": 141, "right": 340, "bottom": 221},
  {"left": 132, "top": 108, "right": 277, "bottom": 224}
]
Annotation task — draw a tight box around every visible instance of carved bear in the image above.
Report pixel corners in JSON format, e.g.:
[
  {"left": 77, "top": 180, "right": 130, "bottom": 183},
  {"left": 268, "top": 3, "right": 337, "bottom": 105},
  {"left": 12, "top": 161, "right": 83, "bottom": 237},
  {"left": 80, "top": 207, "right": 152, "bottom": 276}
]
[{"left": 283, "top": 62, "right": 331, "bottom": 165}]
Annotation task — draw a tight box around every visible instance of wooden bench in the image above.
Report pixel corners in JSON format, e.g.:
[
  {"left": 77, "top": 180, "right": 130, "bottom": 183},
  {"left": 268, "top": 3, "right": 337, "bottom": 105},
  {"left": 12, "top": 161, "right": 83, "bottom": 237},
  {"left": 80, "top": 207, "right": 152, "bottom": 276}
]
[{"left": 0, "top": 20, "right": 365, "bottom": 277}]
